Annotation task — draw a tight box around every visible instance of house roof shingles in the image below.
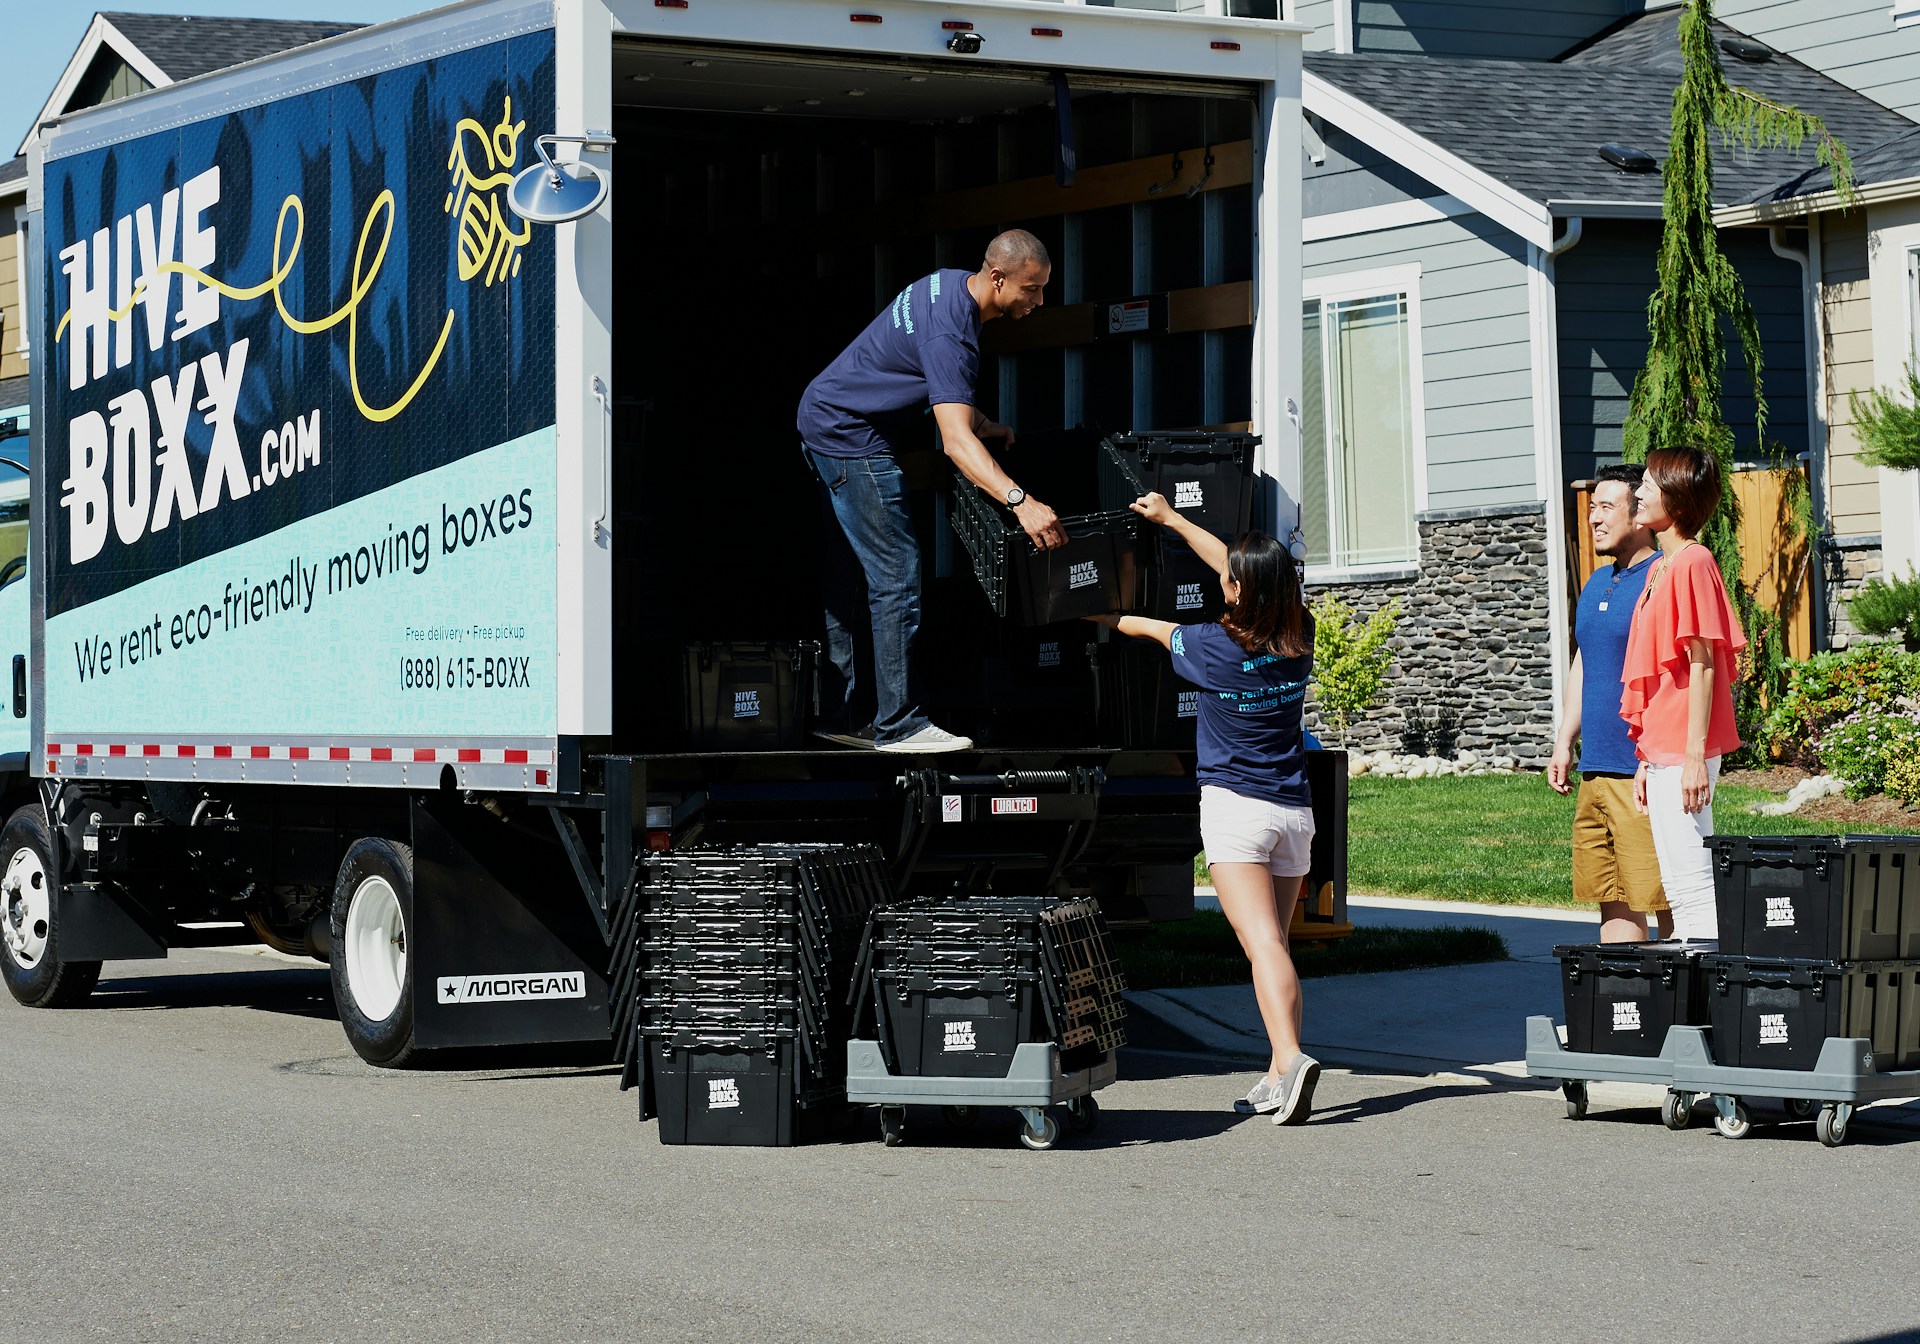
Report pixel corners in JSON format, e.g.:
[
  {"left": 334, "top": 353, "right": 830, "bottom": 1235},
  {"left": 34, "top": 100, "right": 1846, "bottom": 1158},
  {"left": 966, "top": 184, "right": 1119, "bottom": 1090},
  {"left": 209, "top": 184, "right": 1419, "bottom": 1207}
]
[
  {"left": 0, "top": 156, "right": 24, "bottom": 191},
  {"left": 1308, "top": 8, "right": 1916, "bottom": 212},
  {"left": 98, "top": 12, "right": 363, "bottom": 83},
  {"left": 1741, "top": 124, "right": 1920, "bottom": 204}
]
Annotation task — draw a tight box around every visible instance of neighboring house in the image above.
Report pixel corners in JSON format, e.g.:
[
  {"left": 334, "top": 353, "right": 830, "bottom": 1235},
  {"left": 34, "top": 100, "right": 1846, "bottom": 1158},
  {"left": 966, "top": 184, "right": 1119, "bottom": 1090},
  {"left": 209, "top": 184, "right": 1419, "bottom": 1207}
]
[
  {"left": 0, "top": 12, "right": 363, "bottom": 403},
  {"left": 1720, "top": 127, "right": 1920, "bottom": 640},
  {"left": 1290, "top": 5, "right": 1914, "bottom": 759}
]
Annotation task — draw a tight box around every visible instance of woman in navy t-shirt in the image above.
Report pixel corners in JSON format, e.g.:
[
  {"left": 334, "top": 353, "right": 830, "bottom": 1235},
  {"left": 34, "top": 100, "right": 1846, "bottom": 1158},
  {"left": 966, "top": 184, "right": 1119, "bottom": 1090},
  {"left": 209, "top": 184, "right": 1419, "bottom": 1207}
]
[{"left": 1088, "top": 493, "right": 1320, "bottom": 1125}]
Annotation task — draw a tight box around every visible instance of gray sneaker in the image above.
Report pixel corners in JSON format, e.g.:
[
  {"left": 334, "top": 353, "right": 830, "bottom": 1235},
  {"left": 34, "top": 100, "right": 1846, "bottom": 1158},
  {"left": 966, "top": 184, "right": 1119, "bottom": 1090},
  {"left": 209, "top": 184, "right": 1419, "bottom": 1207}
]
[
  {"left": 875, "top": 724, "right": 974, "bottom": 754},
  {"left": 1272, "top": 1053, "right": 1321, "bottom": 1126},
  {"left": 811, "top": 725, "right": 876, "bottom": 749},
  {"left": 1235, "top": 1075, "right": 1286, "bottom": 1115}
]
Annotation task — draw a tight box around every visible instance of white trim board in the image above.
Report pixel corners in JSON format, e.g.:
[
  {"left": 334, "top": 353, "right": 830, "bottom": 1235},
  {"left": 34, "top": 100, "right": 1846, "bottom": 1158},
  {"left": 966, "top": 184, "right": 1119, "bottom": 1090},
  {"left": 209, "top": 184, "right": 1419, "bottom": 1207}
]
[
  {"left": 1303, "top": 194, "right": 1473, "bottom": 242},
  {"left": 1526, "top": 241, "right": 1570, "bottom": 718},
  {"left": 1303, "top": 70, "right": 1553, "bottom": 251}
]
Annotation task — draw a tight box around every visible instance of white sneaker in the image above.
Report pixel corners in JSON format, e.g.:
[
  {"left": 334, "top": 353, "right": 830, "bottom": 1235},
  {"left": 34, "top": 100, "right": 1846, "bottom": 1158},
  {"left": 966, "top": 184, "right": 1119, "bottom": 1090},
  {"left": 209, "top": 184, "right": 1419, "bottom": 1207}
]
[{"left": 875, "top": 724, "right": 974, "bottom": 753}]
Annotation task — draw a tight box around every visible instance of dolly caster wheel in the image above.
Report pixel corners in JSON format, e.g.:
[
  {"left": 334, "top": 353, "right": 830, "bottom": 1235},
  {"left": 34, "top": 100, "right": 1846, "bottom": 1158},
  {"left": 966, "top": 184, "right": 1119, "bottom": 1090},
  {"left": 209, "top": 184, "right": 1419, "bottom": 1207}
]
[
  {"left": 1064, "top": 1095, "right": 1099, "bottom": 1133},
  {"left": 942, "top": 1105, "right": 977, "bottom": 1128},
  {"left": 1783, "top": 1097, "right": 1817, "bottom": 1122},
  {"left": 1713, "top": 1099, "right": 1751, "bottom": 1140},
  {"left": 1019, "top": 1114, "right": 1060, "bottom": 1151},
  {"left": 880, "top": 1106, "right": 906, "bottom": 1147},
  {"left": 1661, "top": 1091, "right": 1693, "bottom": 1131},
  {"left": 1817, "top": 1103, "right": 1853, "bottom": 1148},
  {"left": 1561, "top": 1080, "right": 1588, "bottom": 1121}
]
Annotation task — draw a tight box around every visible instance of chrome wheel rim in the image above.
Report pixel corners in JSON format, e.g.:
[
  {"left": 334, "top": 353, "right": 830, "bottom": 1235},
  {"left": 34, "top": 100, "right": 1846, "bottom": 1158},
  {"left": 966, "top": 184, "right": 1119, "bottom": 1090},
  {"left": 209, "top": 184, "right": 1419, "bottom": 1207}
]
[{"left": 1, "top": 845, "right": 50, "bottom": 969}]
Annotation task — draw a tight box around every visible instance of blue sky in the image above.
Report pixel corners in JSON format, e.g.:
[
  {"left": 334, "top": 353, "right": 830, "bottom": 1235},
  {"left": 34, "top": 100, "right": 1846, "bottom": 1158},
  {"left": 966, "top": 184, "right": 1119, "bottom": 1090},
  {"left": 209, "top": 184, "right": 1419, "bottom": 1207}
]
[{"left": 4, "top": 1, "right": 436, "bottom": 158}]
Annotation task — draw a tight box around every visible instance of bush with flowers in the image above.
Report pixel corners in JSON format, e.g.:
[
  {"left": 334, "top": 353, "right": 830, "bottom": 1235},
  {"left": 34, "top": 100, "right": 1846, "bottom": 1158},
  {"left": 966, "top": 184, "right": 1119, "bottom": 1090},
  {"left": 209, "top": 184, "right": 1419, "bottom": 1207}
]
[
  {"left": 1812, "top": 710, "right": 1920, "bottom": 799},
  {"left": 1887, "top": 753, "right": 1920, "bottom": 808},
  {"left": 1763, "top": 644, "right": 1920, "bottom": 766}
]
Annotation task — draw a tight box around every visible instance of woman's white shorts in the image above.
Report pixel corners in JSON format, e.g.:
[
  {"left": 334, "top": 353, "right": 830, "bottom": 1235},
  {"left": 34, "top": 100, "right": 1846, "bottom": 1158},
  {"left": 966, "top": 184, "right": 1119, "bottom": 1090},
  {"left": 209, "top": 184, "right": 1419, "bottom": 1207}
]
[{"left": 1200, "top": 785, "right": 1316, "bottom": 877}]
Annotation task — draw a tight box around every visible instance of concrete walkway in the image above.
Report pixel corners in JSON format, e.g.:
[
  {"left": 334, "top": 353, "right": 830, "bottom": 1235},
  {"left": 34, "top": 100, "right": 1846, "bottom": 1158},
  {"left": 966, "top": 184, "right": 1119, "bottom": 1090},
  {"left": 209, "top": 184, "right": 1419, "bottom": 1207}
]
[{"left": 1135, "top": 893, "right": 1590, "bottom": 1080}]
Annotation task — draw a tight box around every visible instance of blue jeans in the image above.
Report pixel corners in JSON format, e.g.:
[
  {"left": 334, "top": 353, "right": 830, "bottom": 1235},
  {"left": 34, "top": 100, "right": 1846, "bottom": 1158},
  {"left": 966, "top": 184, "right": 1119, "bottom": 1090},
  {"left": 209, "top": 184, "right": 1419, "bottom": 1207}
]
[{"left": 803, "top": 445, "right": 928, "bottom": 744}]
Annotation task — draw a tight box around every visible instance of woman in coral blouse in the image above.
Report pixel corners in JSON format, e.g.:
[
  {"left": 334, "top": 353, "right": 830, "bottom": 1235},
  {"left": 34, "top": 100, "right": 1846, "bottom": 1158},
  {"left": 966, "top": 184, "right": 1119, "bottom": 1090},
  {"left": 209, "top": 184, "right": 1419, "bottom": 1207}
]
[{"left": 1620, "top": 444, "right": 1747, "bottom": 941}]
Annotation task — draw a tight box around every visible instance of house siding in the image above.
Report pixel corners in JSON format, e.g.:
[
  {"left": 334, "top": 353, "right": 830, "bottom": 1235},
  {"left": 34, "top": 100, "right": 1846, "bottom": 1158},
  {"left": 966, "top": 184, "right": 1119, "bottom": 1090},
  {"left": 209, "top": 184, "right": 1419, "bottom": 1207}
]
[
  {"left": 1292, "top": 0, "right": 1340, "bottom": 48},
  {"left": 1306, "top": 211, "right": 1538, "bottom": 513},
  {"left": 0, "top": 215, "right": 22, "bottom": 385},
  {"left": 1555, "top": 218, "right": 1809, "bottom": 486},
  {"left": 1717, "top": 0, "right": 1920, "bottom": 121},
  {"left": 1821, "top": 211, "right": 1878, "bottom": 538},
  {"left": 1303, "top": 122, "right": 1441, "bottom": 215},
  {"left": 1353, "top": 0, "right": 1626, "bottom": 61}
]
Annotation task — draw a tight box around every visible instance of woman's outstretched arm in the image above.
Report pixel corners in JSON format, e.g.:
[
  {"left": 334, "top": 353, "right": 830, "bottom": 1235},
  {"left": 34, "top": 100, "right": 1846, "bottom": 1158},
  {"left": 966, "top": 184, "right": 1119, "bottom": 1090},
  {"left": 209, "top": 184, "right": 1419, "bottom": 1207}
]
[
  {"left": 1084, "top": 613, "right": 1179, "bottom": 650},
  {"left": 1130, "top": 492, "right": 1230, "bottom": 577}
]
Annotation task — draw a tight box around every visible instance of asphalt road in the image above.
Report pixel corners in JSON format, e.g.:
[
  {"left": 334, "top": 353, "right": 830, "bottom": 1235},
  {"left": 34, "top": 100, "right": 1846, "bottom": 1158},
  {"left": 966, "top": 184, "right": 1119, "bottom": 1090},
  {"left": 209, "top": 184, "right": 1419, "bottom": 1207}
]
[{"left": 4, "top": 948, "right": 1919, "bottom": 1344}]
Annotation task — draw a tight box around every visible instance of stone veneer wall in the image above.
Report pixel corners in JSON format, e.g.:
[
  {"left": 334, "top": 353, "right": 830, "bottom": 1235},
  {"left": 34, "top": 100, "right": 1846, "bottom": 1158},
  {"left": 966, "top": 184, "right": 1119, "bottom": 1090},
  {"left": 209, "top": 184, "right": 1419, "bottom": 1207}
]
[
  {"left": 1820, "top": 534, "right": 1882, "bottom": 650},
  {"left": 1304, "top": 501, "right": 1557, "bottom": 765}
]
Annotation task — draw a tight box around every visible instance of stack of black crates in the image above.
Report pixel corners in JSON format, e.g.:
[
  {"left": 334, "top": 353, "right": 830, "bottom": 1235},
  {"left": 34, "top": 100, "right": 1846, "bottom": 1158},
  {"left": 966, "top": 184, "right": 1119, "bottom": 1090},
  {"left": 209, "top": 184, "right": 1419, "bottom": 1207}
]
[
  {"left": 634, "top": 843, "right": 886, "bottom": 1145},
  {"left": 860, "top": 896, "right": 1129, "bottom": 1080},
  {"left": 1093, "top": 430, "right": 1258, "bottom": 750},
  {"left": 1555, "top": 835, "right": 1920, "bottom": 1069},
  {"left": 1701, "top": 835, "right": 1920, "bottom": 1071}
]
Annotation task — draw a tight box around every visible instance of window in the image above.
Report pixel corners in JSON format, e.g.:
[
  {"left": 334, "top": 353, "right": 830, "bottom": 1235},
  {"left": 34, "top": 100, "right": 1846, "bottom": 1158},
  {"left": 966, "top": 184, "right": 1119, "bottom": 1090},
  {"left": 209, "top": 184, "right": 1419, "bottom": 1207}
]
[
  {"left": 0, "top": 413, "right": 27, "bottom": 589},
  {"left": 1300, "top": 271, "right": 1422, "bottom": 571}
]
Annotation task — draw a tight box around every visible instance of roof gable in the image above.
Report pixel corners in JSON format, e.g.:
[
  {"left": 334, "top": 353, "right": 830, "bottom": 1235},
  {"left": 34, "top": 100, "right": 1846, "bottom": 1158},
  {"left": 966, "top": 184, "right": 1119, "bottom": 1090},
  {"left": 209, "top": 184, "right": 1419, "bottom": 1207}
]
[{"left": 1305, "top": 9, "right": 1916, "bottom": 237}]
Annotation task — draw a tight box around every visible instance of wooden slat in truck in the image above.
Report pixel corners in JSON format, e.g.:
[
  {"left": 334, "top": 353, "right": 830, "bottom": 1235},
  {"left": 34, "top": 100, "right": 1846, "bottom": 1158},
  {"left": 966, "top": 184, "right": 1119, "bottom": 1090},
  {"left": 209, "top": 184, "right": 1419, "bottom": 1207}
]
[{"left": 4, "top": 0, "right": 1311, "bottom": 1068}]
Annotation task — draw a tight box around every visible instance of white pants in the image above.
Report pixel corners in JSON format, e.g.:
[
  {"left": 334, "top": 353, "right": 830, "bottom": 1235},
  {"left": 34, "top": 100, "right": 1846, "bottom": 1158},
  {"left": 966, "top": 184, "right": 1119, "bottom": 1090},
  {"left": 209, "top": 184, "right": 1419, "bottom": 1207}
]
[{"left": 1643, "top": 758, "right": 1722, "bottom": 942}]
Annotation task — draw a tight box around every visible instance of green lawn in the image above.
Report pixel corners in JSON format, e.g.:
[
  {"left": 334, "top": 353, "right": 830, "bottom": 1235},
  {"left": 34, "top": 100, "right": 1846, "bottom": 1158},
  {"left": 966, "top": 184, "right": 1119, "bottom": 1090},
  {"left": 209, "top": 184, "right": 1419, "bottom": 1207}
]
[{"left": 1337, "top": 774, "right": 1920, "bottom": 907}]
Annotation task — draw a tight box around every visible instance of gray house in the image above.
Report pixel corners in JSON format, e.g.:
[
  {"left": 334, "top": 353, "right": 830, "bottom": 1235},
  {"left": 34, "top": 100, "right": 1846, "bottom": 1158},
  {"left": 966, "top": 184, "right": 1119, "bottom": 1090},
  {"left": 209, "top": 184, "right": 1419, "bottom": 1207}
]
[{"left": 1283, "top": 3, "right": 1914, "bottom": 760}]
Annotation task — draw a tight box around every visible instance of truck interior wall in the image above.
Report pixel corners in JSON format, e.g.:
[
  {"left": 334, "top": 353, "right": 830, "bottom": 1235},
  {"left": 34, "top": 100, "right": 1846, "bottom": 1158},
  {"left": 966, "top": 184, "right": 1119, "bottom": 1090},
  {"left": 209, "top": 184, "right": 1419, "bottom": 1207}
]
[{"left": 604, "top": 61, "right": 1258, "bottom": 752}]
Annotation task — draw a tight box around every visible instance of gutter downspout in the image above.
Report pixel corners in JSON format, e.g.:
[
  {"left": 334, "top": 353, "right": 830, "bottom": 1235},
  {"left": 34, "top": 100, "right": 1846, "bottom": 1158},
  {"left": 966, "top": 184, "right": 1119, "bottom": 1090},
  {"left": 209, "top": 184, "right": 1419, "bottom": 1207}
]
[
  {"left": 1768, "top": 221, "right": 1826, "bottom": 651},
  {"left": 1533, "top": 217, "right": 1584, "bottom": 751}
]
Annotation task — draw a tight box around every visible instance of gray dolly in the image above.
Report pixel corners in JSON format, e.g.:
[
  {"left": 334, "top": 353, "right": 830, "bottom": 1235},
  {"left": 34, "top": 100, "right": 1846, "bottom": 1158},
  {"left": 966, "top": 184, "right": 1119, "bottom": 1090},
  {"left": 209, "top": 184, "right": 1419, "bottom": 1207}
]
[
  {"left": 1526, "top": 1015, "right": 1915, "bottom": 1147},
  {"left": 844, "top": 1039, "right": 1116, "bottom": 1150}
]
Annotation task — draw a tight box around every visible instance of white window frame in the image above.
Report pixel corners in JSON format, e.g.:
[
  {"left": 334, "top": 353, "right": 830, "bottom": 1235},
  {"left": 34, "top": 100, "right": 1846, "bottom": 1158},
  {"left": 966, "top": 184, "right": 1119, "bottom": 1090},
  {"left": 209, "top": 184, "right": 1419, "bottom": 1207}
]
[
  {"left": 11, "top": 203, "right": 27, "bottom": 356},
  {"left": 1908, "top": 245, "right": 1919, "bottom": 362},
  {"left": 1896, "top": 1, "right": 1920, "bottom": 31},
  {"left": 1300, "top": 262, "right": 1427, "bottom": 582}
]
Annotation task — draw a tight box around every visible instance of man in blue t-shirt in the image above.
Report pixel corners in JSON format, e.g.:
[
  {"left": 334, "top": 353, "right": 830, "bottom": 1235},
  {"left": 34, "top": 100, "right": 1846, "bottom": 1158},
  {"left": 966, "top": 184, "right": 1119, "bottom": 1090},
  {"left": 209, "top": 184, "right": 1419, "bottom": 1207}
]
[
  {"left": 1549, "top": 462, "right": 1669, "bottom": 941},
  {"left": 797, "top": 230, "right": 1066, "bottom": 754}
]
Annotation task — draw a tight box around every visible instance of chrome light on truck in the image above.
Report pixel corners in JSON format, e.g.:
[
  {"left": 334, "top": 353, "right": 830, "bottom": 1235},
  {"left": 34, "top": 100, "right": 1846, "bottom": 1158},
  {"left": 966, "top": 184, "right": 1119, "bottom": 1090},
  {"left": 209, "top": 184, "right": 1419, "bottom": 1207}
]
[{"left": 508, "top": 131, "right": 618, "bottom": 225}]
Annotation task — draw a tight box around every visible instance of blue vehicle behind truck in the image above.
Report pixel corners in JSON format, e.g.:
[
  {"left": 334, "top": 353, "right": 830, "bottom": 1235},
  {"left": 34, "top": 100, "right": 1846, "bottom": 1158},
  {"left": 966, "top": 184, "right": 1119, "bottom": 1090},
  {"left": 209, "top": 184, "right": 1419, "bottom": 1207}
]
[{"left": 2, "top": 0, "right": 1318, "bottom": 1074}]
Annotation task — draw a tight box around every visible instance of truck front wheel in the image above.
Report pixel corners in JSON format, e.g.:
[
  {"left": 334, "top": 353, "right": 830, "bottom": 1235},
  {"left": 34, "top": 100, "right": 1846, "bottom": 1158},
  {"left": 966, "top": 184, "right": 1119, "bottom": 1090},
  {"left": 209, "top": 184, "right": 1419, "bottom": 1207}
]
[
  {"left": 330, "top": 838, "right": 416, "bottom": 1067},
  {"left": 0, "top": 804, "right": 101, "bottom": 1008}
]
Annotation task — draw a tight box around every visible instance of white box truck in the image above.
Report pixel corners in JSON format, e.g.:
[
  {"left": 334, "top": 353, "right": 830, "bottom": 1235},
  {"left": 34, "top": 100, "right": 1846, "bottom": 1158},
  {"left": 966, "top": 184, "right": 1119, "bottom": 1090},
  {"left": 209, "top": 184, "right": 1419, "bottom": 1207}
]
[{"left": 3, "top": 0, "right": 1309, "bottom": 1071}]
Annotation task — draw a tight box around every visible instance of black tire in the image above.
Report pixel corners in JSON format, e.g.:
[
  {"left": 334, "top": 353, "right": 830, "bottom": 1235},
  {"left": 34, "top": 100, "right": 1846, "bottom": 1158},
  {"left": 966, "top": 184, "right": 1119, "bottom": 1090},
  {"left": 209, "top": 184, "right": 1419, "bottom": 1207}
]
[
  {"left": 0, "top": 803, "right": 101, "bottom": 1008},
  {"left": 1561, "top": 1080, "right": 1588, "bottom": 1121},
  {"left": 1661, "top": 1091, "right": 1693, "bottom": 1131},
  {"left": 328, "top": 838, "right": 416, "bottom": 1068}
]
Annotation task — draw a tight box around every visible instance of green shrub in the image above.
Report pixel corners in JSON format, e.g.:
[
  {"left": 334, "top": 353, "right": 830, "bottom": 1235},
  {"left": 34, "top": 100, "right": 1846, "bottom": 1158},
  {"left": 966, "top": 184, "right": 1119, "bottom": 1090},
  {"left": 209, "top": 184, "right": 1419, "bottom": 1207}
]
[
  {"left": 1887, "top": 754, "right": 1920, "bottom": 808},
  {"left": 1813, "top": 711, "right": 1920, "bottom": 798},
  {"left": 1847, "top": 567, "right": 1920, "bottom": 652},
  {"left": 1309, "top": 594, "right": 1401, "bottom": 744},
  {"left": 1763, "top": 644, "right": 1920, "bottom": 765}
]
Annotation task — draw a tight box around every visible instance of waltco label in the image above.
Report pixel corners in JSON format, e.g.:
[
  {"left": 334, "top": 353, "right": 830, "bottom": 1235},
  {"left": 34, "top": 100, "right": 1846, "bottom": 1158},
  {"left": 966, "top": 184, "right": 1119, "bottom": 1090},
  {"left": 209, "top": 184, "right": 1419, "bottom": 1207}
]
[
  {"left": 1758, "top": 1013, "right": 1789, "bottom": 1045},
  {"left": 943, "top": 1020, "right": 977, "bottom": 1052},
  {"left": 436, "top": 972, "right": 586, "bottom": 1005},
  {"left": 1611, "top": 1000, "right": 1642, "bottom": 1033},
  {"left": 991, "top": 796, "right": 1038, "bottom": 816},
  {"left": 707, "top": 1079, "right": 741, "bottom": 1110},
  {"left": 41, "top": 32, "right": 561, "bottom": 744},
  {"left": 1764, "top": 896, "right": 1797, "bottom": 929}
]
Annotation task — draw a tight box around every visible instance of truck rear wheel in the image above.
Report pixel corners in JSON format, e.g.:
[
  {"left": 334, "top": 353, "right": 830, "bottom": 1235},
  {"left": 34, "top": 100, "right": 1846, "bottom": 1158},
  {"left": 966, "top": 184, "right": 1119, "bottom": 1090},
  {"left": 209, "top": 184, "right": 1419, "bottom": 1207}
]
[
  {"left": 0, "top": 804, "right": 101, "bottom": 1008},
  {"left": 330, "top": 838, "right": 416, "bottom": 1067}
]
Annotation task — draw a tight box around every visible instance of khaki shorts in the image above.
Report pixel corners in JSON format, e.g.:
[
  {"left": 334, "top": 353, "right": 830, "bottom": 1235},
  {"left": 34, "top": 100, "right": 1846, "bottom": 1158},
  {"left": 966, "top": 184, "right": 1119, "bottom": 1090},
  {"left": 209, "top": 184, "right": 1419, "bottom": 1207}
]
[{"left": 1571, "top": 775, "right": 1667, "bottom": 913}]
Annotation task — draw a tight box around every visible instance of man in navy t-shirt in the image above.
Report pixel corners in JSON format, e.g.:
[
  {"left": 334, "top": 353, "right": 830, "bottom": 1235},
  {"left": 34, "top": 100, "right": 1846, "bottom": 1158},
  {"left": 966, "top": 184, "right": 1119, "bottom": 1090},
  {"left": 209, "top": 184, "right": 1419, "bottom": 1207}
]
[
  {"left": 796, "top": 230, "right": 1066, "bottom": 754},
  {"left": 1549, "top": 462, "right": 1669, "bottom": 940}
]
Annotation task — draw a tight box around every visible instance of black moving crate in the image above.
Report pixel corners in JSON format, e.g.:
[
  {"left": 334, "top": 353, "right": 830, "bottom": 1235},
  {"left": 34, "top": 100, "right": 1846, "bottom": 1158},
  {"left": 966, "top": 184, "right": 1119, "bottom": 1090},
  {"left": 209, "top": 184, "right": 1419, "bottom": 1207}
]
[
  {"left": 1702, "top": 955, "right": 1920, "bottom": 1072},
  {"left": 635, "top": 844, "right": 887, "bottom": 1144},
  {"left": 1144, "top": 539, "right": 1226, "bottom": 623},
  {"left": 1098, "top": 431, "right": 1259, "bottom": 539},
  {"left": 948, "top": 427, "right": 1144, "bottom": 625},
  {"left": 1557, "top": 942, "right": 1710, "bottom": 1057},
  {"left": 1711, "top": 835, "right": 1920, "bottom": 961},
  {"left": 1091, "top": 638, "right": 1199, "bottom": 750},
  {"left": 680, "top": 641, "right": 817, "bottom": 750},
  {"left": 862, "top": 896, "right": 1129, "bottom": 1079}
]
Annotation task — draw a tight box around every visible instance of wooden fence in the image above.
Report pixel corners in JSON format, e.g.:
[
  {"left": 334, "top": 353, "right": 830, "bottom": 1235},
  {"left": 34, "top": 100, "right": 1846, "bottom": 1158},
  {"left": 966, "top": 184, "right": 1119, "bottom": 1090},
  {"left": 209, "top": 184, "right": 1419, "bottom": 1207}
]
[{"left": 1567, "top": 467, "right": 1813, "bottom": 661}]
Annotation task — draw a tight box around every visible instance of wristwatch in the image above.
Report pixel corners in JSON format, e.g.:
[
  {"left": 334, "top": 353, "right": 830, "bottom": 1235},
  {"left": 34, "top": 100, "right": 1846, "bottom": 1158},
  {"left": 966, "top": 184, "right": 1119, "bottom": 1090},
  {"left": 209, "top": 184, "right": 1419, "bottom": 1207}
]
[{"left": 1005, "top": 486, "right": 1027, "bottom": 507}]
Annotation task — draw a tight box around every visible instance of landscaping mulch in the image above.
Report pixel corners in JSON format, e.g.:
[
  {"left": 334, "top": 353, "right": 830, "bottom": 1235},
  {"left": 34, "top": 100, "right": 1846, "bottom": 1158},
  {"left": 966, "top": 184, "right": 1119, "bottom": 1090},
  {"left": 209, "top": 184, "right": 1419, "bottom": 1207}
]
[
  {"left": 1720, "top": 766, "right": 1810, "bottom": 792},
  {"left": 1788, "top": 793, "right": 1920, "bottom": 830}
]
